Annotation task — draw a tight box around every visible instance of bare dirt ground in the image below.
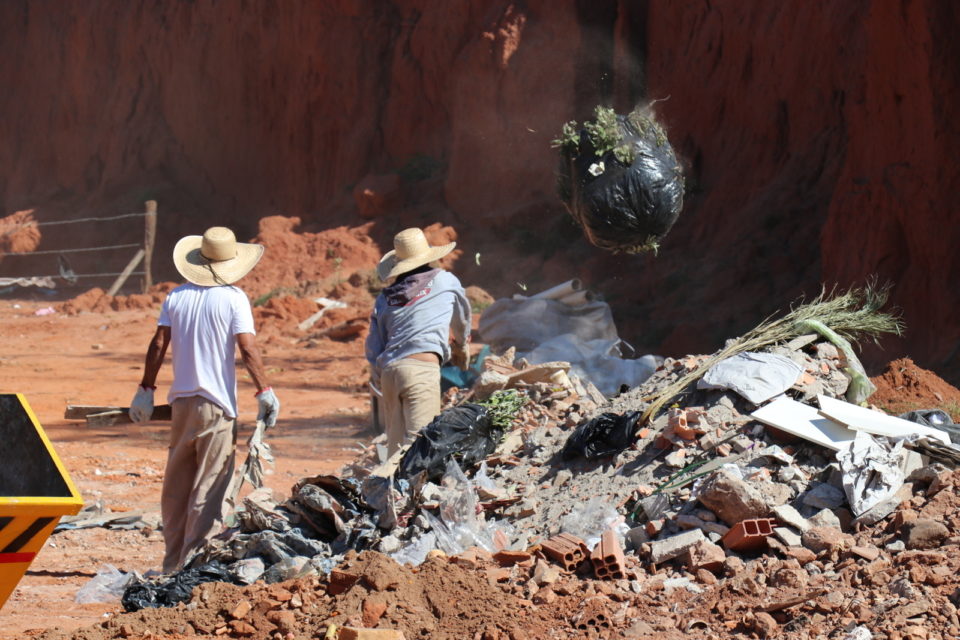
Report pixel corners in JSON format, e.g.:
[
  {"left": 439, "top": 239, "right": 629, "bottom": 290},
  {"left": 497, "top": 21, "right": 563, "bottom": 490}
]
[{"left": 0, "top": 299, "right": 372, "bottom": 638}]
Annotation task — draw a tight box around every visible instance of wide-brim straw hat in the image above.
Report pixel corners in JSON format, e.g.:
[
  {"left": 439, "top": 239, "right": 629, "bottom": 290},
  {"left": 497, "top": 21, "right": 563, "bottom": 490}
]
[
  {"left": 173, "top": 226, "right": 264, "bottom": 287},
  {"left": 377, "top": 227, "right": 456, "bottom": 282}
]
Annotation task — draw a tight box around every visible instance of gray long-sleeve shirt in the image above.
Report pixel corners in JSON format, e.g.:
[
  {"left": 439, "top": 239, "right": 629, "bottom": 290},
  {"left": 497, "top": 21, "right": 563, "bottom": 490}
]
[{"left": 365, "top": 269, "right": 471, "bottom": 379}]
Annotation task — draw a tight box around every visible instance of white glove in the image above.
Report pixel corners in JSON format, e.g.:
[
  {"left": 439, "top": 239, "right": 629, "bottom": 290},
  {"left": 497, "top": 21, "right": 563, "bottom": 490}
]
[
  {"left": 256, "top": 388, "right": 280, "bottom": 428},
  {"left": 129, "top": 385, "right": 155, "bottom": 423}
]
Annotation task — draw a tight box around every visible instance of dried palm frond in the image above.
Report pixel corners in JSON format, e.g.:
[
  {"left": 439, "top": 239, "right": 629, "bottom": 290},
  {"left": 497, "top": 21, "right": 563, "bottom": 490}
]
[{"left": 640, "top": 281, "right": 903, "bottom": 424}]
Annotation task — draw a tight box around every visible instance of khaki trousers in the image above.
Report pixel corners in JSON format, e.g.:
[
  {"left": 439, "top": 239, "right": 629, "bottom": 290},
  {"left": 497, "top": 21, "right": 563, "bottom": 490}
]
[
  {"left": 381, "top": 358, "right": 441, "bottom": 457},
  {"left": 161, "top": 396, "right": 236, "bottom": 572}
]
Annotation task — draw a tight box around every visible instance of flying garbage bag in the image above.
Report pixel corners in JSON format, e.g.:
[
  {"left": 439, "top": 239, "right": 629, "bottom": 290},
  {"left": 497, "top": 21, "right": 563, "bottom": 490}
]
[{"left": 555, "top": 105, "right": 684, "bottom": 254}]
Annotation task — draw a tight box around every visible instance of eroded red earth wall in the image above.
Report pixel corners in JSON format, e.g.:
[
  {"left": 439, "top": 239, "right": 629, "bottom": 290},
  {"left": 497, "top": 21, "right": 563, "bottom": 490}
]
[{"left": 1, "top": 1, "right": 958, "bottom": 381}]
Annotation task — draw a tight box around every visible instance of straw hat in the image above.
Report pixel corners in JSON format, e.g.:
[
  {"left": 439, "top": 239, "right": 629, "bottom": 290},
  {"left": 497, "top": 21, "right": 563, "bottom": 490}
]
[
  {"left": 377, "top": 227, "right": 456, "bottom": 282},
  {"left": 173, "top": 227, "right": 264, "bottom": 287}
]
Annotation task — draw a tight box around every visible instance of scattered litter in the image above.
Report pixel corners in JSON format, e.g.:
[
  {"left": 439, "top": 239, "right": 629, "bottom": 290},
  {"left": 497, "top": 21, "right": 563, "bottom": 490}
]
[{"left": 75, "top": 564, "right": 134, "bottom": 604}]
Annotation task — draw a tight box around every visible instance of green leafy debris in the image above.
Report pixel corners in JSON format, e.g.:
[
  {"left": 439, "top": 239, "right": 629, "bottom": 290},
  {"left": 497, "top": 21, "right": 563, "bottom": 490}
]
[{"left": 477, "top": 389, "right": 527, "bottom": 430}]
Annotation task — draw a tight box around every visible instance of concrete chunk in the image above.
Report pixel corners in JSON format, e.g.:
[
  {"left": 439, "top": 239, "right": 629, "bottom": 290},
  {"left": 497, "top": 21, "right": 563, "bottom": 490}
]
[
  {"left": 681, "top": 540, "right": 726, "bottom": 572},
  {"left": 697, "top": 469, "right": 770, "bottom": 525},
  {"left": 773, "top": 526, "right": 802, "bottom": 547},
  {"left": 772, "top": 504, "right": 811, "bottom": 532},
  {"left": 802, "top": 482, "right": 846, "bottom": 510},
  {"left": 649, "top": 529, "right": 706, "bottom": 564}
]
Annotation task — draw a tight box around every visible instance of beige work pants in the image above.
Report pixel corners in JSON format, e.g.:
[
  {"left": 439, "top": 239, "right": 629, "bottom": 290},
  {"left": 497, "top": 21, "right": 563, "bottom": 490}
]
[
  {"left": 381, "top": 358, "right": 441, "bottom": 457},
  {"left": 161, "top": 396, "right": 236, "bottom": 573}
]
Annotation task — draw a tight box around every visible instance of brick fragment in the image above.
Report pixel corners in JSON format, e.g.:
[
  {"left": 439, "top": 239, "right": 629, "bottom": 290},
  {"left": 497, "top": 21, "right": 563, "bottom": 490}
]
[
  {"left": 227, "top": 620, "right": 256, "bottom": 636},
  {"left": 362, "top": 598, "right": 388, "bottom": 627},
  {"left": 541, "top": 533, "right": 588, "bottom": 571},
  {"left": 327, "top": 570, "right": 360, "bottom": 595},
  {"left": 266, "top": 610, "right": 296, "bottom": 634},
  {"left": 492, "top": 550, "right": 532, "bottom": 566},
  {"left": 721, "top": 518, "right": 775, "bottom": 551},
  {"left": 590, "top": 529, "right": 626, "bottom": 580},
  {"left": 230, "top": 600, "right": 252, "bottom": 620}
]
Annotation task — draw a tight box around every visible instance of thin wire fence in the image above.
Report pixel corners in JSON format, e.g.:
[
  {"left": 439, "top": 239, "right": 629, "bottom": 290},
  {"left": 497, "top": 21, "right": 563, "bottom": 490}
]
[{"left": 0, "top": 204, "right": 157, "bottom": 291}]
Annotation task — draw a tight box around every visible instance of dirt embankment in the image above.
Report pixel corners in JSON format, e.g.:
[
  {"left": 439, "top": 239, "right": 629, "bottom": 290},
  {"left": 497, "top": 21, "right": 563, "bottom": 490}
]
[{"left": 1, "top": 2, "right": 958, "bottom": 382}]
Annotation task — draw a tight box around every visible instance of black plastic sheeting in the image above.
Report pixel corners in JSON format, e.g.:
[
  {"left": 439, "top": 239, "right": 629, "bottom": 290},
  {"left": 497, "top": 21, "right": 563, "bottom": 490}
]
[
  {"left": 558, "top": 110, "right": 684, "bottom": 253},
  {"left": 122, "top": 562, "right": 239, "bottom": 612},
  {"left": 397, "top": 404, "right": 499, "bottom": 482},
  {"left": 562, "top": 411, "right": 643, "bottom": 460},
  {"left": 900, "top": 409, "right": 960, "bottom": 445}
]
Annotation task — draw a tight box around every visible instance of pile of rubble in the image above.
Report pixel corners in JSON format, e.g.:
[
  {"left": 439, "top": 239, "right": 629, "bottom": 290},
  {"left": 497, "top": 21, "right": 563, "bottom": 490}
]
[{"left": 86, "top": 285, "right": 960, "bottom": 639}]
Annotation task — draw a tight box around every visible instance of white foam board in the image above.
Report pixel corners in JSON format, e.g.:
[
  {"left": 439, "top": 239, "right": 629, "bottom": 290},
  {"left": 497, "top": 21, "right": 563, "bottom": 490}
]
[
  {"left": 816, "top": 395, "right": 952, "bottom": 445},
  {"left": 751, "top": 396, "right": 856, "bottom": 451}
]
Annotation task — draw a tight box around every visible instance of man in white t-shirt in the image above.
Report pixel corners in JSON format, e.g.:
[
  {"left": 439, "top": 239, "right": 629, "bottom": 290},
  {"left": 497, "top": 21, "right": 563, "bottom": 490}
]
[{"left": 128, "top": 226, "right": 281, "bottom": 573}]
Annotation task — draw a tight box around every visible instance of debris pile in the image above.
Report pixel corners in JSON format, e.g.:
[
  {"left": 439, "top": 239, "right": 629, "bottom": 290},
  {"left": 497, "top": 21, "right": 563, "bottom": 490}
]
[{"left": 61, "top": 284, "right": 960, "bottom": 639}]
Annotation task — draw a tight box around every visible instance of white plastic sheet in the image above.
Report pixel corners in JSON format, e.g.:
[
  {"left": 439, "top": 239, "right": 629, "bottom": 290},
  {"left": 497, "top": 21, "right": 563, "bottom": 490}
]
[{"left": 697, "top": 352, "right": 802, "bottom": 404}]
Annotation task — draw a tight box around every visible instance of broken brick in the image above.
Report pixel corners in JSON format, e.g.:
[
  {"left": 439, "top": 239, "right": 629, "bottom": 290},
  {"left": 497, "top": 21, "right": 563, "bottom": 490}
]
[{"left": 721, "top": 518, "right": 775, "bottom": 551}]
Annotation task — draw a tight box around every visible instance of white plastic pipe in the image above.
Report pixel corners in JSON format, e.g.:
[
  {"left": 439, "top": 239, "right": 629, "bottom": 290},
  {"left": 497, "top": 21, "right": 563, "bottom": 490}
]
[{"left": 530, "top": 279, "right": 582, "bottom": 300}]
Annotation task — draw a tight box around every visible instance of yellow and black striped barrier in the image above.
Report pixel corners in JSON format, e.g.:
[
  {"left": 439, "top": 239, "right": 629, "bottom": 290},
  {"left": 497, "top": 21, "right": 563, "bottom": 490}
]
[{"left": 0, "top": 393, "right": 83, "bottom": 611}]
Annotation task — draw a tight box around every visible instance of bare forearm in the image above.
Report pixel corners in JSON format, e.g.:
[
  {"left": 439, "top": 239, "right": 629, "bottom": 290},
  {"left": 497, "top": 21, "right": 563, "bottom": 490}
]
[
  {"left": 237, "top": 333, "right": 270, "bottom": 392},
  {"left": 140, "top": 328, "right": 170, "bottom": 387}
]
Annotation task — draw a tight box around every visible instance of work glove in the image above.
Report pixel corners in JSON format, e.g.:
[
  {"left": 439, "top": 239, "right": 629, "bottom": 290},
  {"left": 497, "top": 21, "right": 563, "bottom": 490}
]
[
  {"left": 256, "top": 387, "right": 280, "bottom": 428},
  {"left": 450, "top": 341, "right": 471, "bottom": 370},
  {"left": 129, "top": 385, "right": 155, "bottom": 423}
]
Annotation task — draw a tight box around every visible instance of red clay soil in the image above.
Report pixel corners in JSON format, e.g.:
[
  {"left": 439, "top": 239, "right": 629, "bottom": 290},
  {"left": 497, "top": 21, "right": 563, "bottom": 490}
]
[
  {"left": 870, "top": 357, "right": 960, "bottom": 421},
  {"left": 0, "top": 209, "right": 42, "bottom": 255}
]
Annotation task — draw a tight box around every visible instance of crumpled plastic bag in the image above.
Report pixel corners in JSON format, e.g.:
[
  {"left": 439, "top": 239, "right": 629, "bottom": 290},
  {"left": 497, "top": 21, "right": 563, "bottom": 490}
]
[
  {"left": 397, "top": 404, "right": 498, "bottom": 482},
  {"left": 562, "top": 411, "right": 642, "bottom": 460},
  {"left": 121, "top": 561, "right": 236, "bottom": 612},
  {"left": 900, "top": 409, "right": 960, "bottom": 445},
  {"left": 560, "top": 497, "right": 627, "bottom": 549},
  {"left": 75, "top": 564, "right": 134, "bottom": 604},
  {"left": 836, "top": 431, "right": 906, "bottom": 516}
]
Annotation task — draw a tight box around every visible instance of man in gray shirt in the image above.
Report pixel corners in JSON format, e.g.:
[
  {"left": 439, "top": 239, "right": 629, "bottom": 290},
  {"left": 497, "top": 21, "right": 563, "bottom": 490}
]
[{"left": 366, "top": 227, "right": 471, "bottom": 456}]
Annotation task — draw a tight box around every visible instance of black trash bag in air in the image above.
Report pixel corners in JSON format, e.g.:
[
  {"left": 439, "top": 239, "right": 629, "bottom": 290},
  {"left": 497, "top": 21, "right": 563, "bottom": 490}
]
[
  {"left": 562, "top": 411, "right": 643, "bottom": 461},
  {"left": 121, "top": 561, "right": 237, "bottom": 612},
  {"left": 397, "top": 404, "right": 497, "bottom": 482},
  {"left": 556, "top": 106, "right": 684, "bottom": 254},
  {"left": 899, "top": 409, "right": 960, "bottom": 445}
]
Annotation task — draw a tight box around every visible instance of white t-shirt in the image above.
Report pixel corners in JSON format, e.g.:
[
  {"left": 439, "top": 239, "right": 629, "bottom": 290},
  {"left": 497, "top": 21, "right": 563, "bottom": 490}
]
[{"left": 158, "top": 283, "right": 255, "bottom": 418}]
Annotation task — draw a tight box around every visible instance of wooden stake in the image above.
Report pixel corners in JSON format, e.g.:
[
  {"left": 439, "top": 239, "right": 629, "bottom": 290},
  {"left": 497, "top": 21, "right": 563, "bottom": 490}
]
[
  {"left": 106, "top": 248, "right": 145, "bottom": 297},
  {"left": 143, "top": 200, "right": 157, "bottom": 293}
]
